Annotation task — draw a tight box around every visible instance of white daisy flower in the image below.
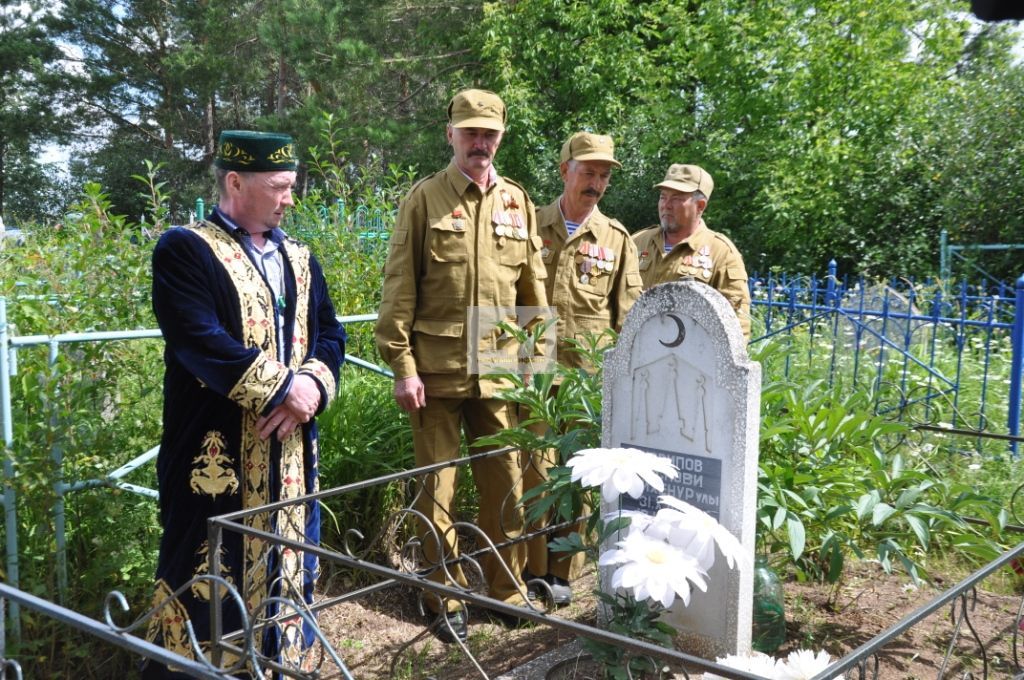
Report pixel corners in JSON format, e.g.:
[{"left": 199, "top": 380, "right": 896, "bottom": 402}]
[
  {"left": 703, "top": 652, "right": 781, "bottom": 679},
  {"left": 651, "top": 495, "right": 749, "bottom": 572},
  {"left": 602, "top": 508, "right": 655, "bottom": 536},
  {"left": 598, "top": 531, "right": 707, "bottom": 608},
  {"left": 567, "top": 447, "right": 678, "bottom": 503},
  {"left": 777, "top": 649, "right": 843, "bottom": 680}
]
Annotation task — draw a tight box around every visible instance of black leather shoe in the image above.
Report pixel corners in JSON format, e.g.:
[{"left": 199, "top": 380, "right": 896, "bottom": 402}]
[
  {"left": 523, "top": 571, "right": 544, "bottom": 601},
  {"left": 549, "top": 576, "right": 572, "bottom": 606},
  {"left": 432, "top": 609, "right": 468, "bottom": 643},
  {"left": 524, "top": 572, "right": 573, "bottom": 606}
]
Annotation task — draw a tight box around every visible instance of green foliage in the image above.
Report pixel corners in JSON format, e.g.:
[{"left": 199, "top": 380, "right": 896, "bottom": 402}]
[
  {"left": 753, "top": 339, "right": 1006, "bottom": 593},
  {"left": 477, "top": 329, "right": 608, "bottom": 531},
  {"left": 316, "top": 370, "right": 413, "bottom": 558},
  {"left": 0, "top": 179, "right": 163, "bottom": 673},
  {"left": 582, "top": 592, "right": 676, "bottom": 680},
  {"left": 15, "top": 0, "right": 1024, "bottom": 281},
  {"left": 0, "top": 1, "right": 72, "bottom": 220}
]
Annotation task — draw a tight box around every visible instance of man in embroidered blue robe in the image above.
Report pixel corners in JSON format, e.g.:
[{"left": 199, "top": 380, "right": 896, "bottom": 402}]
[{"left": 144, "top": 130, "right": 345, "bottom": 677}]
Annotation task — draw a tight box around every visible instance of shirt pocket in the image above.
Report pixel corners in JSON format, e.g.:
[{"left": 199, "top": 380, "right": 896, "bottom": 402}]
[
  {"left": 428, "top": 217, "right": 467, "bottom": 263},
  {"left": 423, "top": 217, "right": 468, "bottom": 306},
  {"left": 412, "top": 317, "right": 465, "bottom": 373},
  {"left": 574, "top": 263, "right": 614, "bottom": 299},
  {"left": 726, "top": 265, "right": 748, "bottom": 283}
]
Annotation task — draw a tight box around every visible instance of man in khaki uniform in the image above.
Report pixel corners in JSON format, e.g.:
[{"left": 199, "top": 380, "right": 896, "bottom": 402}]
[
  {"left": 524, "top": 132, "right": 642, "bottom": 604},
  {"left": 375, "top": 89, "right": 548, "bottom": 642},
  {"left": 632, "top": 164, "right": 751, "bottom": 339}
]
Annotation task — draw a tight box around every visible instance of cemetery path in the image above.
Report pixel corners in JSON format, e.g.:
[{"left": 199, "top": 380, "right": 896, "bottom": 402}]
[{"left": 315, "top": 559, "right": 1021, "bottom": 678}]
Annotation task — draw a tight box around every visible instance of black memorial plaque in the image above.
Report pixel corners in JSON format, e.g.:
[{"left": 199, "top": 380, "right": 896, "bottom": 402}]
[{"left": 618, "top": 442, "right": 722, "bottom": 520}]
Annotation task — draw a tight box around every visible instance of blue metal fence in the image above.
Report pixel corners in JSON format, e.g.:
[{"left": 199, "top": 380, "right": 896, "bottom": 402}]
[{"left": 749, "top": 261, "right": 1024, "bottom": 454}]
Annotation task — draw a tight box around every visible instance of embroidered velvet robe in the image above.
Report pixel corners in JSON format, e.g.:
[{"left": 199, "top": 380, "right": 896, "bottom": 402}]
[{"left": 147, "top": 212, "right": 345, "bottom": 671}]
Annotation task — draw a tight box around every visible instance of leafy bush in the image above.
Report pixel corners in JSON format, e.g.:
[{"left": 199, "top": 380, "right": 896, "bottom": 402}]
[{"left": 752, "top": 338, "right": 1007, "bottom": 594}]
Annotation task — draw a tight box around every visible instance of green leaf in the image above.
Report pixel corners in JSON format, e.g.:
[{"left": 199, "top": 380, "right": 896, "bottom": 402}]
[
  {"left": 872, "top": 502, "right": 897, "bottom": 526},
  {"left": 855, "top": 490, "right": 880, "bottom": 521},
  {"left": 786, "top": 515, "right": 806, "bottom": 561},
  {"left": 905, "top": 513, "right": 930, "bottom": 551}
]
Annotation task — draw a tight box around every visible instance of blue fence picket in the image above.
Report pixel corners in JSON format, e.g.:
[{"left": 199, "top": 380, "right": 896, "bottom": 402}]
[
  {"left": 748, "top": 266, "right": 1023, "bottom": 453},
  {"left": 1010, "top": 276, "right": 1024, "bottom": 456}
]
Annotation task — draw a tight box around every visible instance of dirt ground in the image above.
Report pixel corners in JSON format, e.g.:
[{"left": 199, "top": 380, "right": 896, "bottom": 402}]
[{"left": 314, "top": 559, "right": 1024, "bottom": 679}]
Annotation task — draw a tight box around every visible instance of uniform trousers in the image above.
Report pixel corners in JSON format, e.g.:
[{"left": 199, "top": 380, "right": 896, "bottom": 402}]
[{"left": 411, "top": 396, "right": 527, "bottom": 613}]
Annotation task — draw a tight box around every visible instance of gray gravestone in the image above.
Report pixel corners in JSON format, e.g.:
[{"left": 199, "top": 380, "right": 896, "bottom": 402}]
[{"left": 601, "top": 279, "right": 761, "bottom": 658}]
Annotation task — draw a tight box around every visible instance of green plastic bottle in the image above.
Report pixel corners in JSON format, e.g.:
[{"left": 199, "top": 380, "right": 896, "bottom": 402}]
[{"left": 752, "top": 557, "right": 786, "bottom": 653}]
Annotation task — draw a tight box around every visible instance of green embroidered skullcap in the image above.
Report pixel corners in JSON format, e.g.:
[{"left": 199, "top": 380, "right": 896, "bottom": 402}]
[{"left": 213, "top": 130, "right": 298, "bottom": 171}]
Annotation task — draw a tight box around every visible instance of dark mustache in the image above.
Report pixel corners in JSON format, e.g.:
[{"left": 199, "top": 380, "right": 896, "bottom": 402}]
[
  {"left": 583, "top": 189, "right": 601, "bottom": 197},
  {"left": 469, "top": 150, "right": 490, "bottom": 157}
]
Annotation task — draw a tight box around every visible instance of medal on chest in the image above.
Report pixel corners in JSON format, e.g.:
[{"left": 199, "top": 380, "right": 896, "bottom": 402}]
[
  {"left": 494, "top": 190, "right": 527, "bottom": 241},
  {"left": 451, "top": 208, "right": 465, "bottom": 231},
  {"left": 574, "top": 241, "right": 614, "bottom": 284},
  {"left": 693, "top": 244, "right": 713, "bottom": 278}
]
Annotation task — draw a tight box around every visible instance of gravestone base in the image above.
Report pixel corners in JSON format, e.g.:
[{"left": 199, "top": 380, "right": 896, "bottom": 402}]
[{"left": 494, "top": 640, "right": 586, "bottom": 680}]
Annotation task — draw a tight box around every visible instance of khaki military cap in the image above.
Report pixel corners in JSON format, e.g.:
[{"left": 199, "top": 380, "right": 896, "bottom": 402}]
[
  {"left": 559, "top": 132, "right": 622, "bottom": 168},
  {"left": 448, "top": 89, "right": 506, "bottom": 131},
  {"left": 655, "top": 164, "right": 714, "bottom": 199}
]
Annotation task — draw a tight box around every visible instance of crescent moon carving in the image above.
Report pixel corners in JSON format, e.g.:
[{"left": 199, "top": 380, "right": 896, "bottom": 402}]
[{"left": 660, "top": 313, "right": 686, "bottom": 347}]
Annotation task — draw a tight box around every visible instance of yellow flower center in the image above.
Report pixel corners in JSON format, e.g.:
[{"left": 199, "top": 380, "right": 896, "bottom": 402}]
[{"left": 646, "top": 547, "right": 667, "bottom": 564}]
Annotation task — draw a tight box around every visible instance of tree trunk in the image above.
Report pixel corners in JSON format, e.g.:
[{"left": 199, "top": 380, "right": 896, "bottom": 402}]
[
  {"left": 0, "top": 141, "right": 6, "bottom": 218},
  {"left": 204, "top": 95, "right": 216, "bottom": 164},
  {"left": 276, "top": 54, "right": 286, "bottom": 116}
]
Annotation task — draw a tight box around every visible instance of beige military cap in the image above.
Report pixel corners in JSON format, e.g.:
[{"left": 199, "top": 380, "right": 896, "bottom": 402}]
[
  {"left": 655, "top": 164, "right": 714, "bottom": 199},
  {"left": 447, "top": 89, "right": 506, "bottom": 131},
  {"left": 559, "top": 132, "right": 622, "bottom": 168}
]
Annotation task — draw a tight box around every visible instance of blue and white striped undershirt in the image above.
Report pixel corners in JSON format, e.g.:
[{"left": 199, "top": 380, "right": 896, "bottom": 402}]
[{"left": 558, "top": 198, "right": 592, "bottom": 237}]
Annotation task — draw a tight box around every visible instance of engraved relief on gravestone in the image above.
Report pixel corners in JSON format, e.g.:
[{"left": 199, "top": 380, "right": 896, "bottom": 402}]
[{"left": 601, "top": 279, "right": 762, "bottom": 658}]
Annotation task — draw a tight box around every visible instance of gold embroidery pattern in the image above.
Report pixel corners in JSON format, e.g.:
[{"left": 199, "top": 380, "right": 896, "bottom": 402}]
[
  {"left": 240, "top": 408, "right": 272, "bottom": 613},
  {"left": 267, "top": 143, "right": 296, "bottom": 165},
  {"left": 191, "top": 541, "right": 235, "bottom": 601},
  {"left": 275, "top": 242, "right": 310, "bottom": 667},
  {"left": 188, "top": 222, "right": 289, "bottom": 413},
  {"left": 146, "top": 579, "right": 194, "bottom": 661},
  {"left": 299, "top": 359, "right": 335, "bottom": 410},
  {"left": 290, "top": 244, "right": 312, "bottom": 365},
  {"left": 228, "top": 357, "right": 290, "bottom": 413},
  {"left": 219, "top": 141, "right": 256, "bottom": 166},
  {"left": 190, "top": 431, "right": 240, "bottom": 498}
]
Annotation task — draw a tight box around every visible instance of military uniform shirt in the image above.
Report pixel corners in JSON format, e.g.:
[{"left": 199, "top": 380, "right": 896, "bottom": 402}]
[
  {"left": 375, "top": 161, "right": 548, "bottom": 398},
  {"left": 632, "top": 219, "right": 751, "bottom": 340},
  {"left": 537, "top": 200, "right": 642, "bottom": 369}
]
